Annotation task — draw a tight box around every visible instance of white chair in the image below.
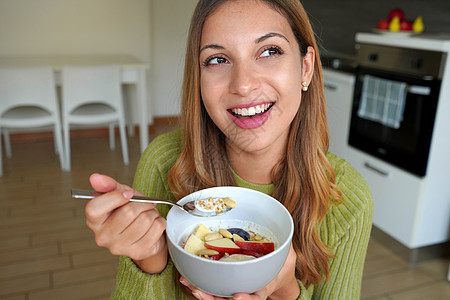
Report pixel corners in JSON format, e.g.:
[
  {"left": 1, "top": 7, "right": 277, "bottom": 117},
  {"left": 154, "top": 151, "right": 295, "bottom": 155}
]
[
  {"left": 0, "top": 67, "right": 66, "bottom": 176},
  {"left": 61, "top": 65, "right": 129, "bottom": 170}
]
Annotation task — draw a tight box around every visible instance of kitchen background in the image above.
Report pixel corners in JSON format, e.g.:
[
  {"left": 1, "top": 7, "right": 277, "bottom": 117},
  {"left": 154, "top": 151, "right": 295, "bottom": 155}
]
[
  {"left": 302, "top": 0, "right": 450, "bottom": 56},
  {"left": 1, "top": 0, "right": 450, "bottom": 119},
  {"left": 0, "top": 0, "right": 449, "bottom": 298}
]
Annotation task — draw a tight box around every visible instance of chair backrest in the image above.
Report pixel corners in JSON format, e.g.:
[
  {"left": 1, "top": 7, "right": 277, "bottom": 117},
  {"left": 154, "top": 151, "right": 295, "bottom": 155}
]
[
  {"left": 61, "top": 65, "right": 123, "bottom": 115},
  {"left": 0, "top": 67, "right": 58, "bottom": 116}
]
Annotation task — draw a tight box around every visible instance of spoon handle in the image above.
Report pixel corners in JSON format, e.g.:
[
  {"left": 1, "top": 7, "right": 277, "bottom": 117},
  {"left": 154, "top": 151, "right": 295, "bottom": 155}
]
[{"left": 71, "top": 189, "right": 182, "bottom": 207}]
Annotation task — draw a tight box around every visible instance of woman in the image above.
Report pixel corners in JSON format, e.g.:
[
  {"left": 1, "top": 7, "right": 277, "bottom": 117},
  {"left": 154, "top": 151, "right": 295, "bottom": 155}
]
[{"left": 86, "top": 0, "right": 373, "bottom": 299}]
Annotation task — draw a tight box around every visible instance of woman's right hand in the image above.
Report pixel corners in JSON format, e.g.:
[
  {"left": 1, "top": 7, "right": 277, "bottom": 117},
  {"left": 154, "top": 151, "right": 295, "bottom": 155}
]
[{"left": 85, "top": 173, "right": 168, "bottom": 274}]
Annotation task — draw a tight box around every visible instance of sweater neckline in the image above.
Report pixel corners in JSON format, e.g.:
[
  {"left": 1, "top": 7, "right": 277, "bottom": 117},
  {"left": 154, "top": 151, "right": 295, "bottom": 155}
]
[{"left": 231, "top": 168, "right": 275, "bottom": 196}]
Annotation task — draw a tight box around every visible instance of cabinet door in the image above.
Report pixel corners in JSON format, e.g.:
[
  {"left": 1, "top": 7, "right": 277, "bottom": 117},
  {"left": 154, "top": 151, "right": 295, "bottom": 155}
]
[
  {"left": 323, "top": 69, "right": 355, "bottom": 159},
  {"left": 345, "top": 148, "right": 424, "bottom": 248}
]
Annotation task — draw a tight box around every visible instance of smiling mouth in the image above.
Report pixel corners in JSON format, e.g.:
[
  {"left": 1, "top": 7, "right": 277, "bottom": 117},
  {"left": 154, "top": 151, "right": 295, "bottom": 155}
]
[{"left": 229, "top": 103, "right": 274, "bottom": 118}]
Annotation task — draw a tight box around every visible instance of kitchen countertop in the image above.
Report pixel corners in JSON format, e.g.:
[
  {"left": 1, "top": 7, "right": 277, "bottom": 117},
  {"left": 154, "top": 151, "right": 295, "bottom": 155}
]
[
  {"left": 320, "top": 52, "right": 356, "bottom": 75},
  {"left": 356, "top": 32, "right": 450, "bottom": 52}
]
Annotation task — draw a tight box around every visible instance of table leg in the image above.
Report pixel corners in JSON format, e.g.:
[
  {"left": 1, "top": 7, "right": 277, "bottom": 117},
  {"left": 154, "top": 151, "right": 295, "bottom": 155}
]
[{"left": 137, "top": 69, "right": 149, "bottom": 153}]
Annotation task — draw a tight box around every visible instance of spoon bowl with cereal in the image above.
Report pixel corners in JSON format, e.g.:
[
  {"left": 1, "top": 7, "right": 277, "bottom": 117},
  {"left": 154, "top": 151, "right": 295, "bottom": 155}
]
[{"left": 71, "top": 189, "right": 236, "bottom": 217}]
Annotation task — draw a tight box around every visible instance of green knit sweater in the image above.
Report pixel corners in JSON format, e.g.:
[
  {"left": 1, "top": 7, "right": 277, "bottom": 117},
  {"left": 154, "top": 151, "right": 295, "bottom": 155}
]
[{"left": 110, "top": 129, "right": 373, "bottom": 299}]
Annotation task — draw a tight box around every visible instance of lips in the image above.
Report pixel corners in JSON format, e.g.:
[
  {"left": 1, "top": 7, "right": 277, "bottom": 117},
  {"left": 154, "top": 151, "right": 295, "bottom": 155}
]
[{"left": 228, "top": 102, "right": 274, "bottom": 129}]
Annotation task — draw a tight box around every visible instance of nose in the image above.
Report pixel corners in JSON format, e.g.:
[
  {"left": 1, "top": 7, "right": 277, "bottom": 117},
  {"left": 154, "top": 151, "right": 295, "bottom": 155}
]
[{"left": 229, "top": 62, "right": 260, "bottom": 97}]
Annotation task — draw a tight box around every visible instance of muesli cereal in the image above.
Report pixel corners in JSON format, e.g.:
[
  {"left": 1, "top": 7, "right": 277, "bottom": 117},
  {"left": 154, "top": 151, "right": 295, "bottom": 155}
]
[{"left": 183, "top": 223, "right": 275, "bottom": 262}]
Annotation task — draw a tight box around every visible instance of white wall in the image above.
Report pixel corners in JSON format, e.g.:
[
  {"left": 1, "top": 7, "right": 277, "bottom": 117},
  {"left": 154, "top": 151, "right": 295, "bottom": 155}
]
[
  {"left": 150, "top": 0, "right": 198, "bottom": 116},
  {"left": 0, "top": 0, "right": 151, "bottom": 61},
  {"left": 0, "top": 0, "right": 195, "bottom": 120},
  {"left": 0, "top": 0, "right": 152, "bottom": 123}
]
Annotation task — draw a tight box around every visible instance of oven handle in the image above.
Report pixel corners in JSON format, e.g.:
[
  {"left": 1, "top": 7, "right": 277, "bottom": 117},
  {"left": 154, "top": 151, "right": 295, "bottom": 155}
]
[
  {"left": 357, "top": 74, "right": 431, "bottom": 96},
  {"left": 364, "top": 162, "right": 390, "bottom": 177},
  {"left": 406, "top": 85, "right": 431, "bottom": 96}
]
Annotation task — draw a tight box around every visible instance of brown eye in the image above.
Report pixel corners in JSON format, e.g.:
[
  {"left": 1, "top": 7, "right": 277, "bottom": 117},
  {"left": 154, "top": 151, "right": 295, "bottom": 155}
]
[
  {"left": 203, "top": 56, "right": 228, "bottom": 67},
  {"left": 259, "top": 46, "right": 283, "bottom": 58}
]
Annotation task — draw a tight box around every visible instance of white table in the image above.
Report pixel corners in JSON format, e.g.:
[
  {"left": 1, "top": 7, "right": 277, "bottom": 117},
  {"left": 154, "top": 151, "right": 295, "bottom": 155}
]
[{"left": 0, "top": 55, "right": 150, "bottom": 153}]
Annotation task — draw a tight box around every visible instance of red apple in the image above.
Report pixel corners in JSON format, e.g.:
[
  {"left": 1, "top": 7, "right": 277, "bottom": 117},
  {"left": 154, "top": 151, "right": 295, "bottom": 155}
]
[
  {"left": 234, "top": 240, "right": 275, "bottom": 255},
  {"left": 400, "top": 20, "right": 413, "bottom": 31},
  {"left": 208, "top": 253, "right": 224, "bottom": 260},
  {"left": 219, "top": 254, "right": 256, "bottom": 262},
  {"left": 377, "top": 19, "right": 389, "bottom": 30},
  {"left": 241, "top": 249, "right": 265, "bottom": 258},
  {"left": 184, "top": 234, "right": 207, "bottom": 255},
  {"left": 205, "top": 238, "right": 241, "bottom": 254},
  {"left": 193, "top": 223, "right": 212, "bottom": 240},
  {"left": 388, "top": 8, "right": 404, "bottom": 21}
]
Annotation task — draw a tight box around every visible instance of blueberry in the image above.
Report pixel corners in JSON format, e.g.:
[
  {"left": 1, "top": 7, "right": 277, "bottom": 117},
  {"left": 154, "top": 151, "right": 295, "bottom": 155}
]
[{"left": 227, "top": 228, "right": 250, "bottom": 241}]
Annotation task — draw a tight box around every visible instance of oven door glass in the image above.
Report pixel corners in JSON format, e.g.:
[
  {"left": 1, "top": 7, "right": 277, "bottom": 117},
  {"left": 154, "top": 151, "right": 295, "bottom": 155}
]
[{"left": 348, "top": 68, "right": 441, "bottom": 177}]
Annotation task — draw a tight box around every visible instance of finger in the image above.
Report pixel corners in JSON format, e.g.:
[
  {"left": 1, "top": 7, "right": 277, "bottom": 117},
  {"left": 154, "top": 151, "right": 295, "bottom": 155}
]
[
  {"left": 89, "top": 173, "right": 146, "bottom": 198},
  {"left": 89, "top": 173, "right": 119, "bottom": 192},
  {"left": 124, "top": 220, "right": 167, "bottom": 260},
  {"left": 180, "top": 276, "right": 229, "bottom": 300},
  {"left": 94, "top": 201, "right": 158, "bottom": 244},
  {"left": 232, "top": 294, "right": 250, "bottom": 300},
  {"left": 85, "top": 190, "right": 131, "bottom": 226},
  {"left": 117, "top": 211, "right": 167, "bottom": 258},
  {"left": 233, "top": 292, "right": 264, "bottom": 300},
  {"left": 128, "top": 212, "right": 166, "bottom": 246},
  {"left": 104, "top": 201, "right": 157, "bottom": 229},
  {"left": 179, "top": 277, "right": 211, "bottom": 300},
  {"left": 89, "top": 173, "right": 133, "bottom": 193}
]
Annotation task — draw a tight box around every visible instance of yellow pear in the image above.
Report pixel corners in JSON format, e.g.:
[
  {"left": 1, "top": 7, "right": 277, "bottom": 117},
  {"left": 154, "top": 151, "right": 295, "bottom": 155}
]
[
  {"left": 413, "top": 16, "right": 424, "bottom": 33},
  {"left": 389, "top": 16, "right": 401, "bottom": 32}
]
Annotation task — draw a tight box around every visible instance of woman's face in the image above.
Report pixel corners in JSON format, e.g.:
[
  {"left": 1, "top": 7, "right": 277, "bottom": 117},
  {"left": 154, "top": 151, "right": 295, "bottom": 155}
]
[{"left": 199, "top": 0, "right": 314, "bottom": 157}]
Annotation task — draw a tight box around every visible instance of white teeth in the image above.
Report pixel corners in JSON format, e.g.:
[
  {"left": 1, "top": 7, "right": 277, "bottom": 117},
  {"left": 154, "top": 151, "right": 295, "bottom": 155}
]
[{"left": 231, "top": 104, "right": 271, "bottom": 117}]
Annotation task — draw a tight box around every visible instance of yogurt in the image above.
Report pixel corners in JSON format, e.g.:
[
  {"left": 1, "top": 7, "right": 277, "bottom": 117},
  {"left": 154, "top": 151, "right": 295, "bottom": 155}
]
[{"left": 195, "top": 197, "right": 227, "bottom": 213}]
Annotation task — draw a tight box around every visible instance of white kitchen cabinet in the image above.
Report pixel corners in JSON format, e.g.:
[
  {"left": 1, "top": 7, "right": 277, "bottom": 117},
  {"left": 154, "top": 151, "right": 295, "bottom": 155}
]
[
  {"left": 323, "top": 68, "right": 355, "bottom": 160},
  {"left": 324, "top": 64, "right": 450, "bottom": 249},
  {"left": 343, "top": 147, "right": 425, "bottom": 247}
]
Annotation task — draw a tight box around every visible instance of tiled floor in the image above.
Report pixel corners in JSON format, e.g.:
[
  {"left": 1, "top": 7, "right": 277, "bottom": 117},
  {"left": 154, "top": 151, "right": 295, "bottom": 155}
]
[{"left": 1, "top": 123, "right": 449, "bottom": 300}]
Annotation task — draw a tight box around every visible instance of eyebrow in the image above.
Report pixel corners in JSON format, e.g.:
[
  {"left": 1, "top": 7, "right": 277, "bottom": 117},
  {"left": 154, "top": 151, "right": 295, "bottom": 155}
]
[
  {"left": 199, "top": 32, "right": 290, "bottom": 54},
  {"left": 255, "top": 32, "right": 290, "bottom": 44},
  {"left": 199, "top": 44, "right": 225, "bottom": 54}
]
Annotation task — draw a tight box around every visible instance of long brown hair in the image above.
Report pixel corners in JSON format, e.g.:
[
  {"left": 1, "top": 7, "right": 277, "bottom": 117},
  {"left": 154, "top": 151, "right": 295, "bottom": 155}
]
[{"left": 168, "top": 0, "right": 342, "bottom": 287}]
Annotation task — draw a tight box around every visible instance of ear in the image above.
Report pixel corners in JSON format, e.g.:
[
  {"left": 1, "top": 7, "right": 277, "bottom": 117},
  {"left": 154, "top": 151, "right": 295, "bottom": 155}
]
[{"left": 301, "top": 46, "right": 315, "bottom": 85}]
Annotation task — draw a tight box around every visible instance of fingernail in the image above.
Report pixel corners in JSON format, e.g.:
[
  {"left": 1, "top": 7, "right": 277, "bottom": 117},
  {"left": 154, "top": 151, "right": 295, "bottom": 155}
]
[
  {"left": 192, "top": 292, "right": 203, "bottom": 300},
  {"left": 233, "top": 297, "right": 243, "bottom": 300},
  {"left": 122, "top": 190, "right": 134, "bottom": 199}
]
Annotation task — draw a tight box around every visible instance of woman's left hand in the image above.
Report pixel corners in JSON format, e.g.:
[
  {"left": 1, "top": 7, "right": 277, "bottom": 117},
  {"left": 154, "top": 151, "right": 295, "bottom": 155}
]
[{"left": 179, "top": 244, "right": 300, "bottom": 300}]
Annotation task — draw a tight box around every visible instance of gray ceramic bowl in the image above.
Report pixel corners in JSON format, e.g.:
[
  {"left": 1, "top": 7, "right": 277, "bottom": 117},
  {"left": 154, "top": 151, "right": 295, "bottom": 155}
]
[{"left": 166, "top": 186, "right": 294, "bottom": 297}]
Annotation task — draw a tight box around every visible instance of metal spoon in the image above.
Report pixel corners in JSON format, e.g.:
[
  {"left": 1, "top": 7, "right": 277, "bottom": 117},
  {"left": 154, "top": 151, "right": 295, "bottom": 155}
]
[{"left": 71, "top": 188, "right": 232, "bottom": 217}]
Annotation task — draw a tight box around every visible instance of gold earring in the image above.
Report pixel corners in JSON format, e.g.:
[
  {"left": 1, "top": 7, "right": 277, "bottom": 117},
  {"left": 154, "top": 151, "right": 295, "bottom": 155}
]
[{"left": 301, "top": 81, "right": 308, "bottom": 92}]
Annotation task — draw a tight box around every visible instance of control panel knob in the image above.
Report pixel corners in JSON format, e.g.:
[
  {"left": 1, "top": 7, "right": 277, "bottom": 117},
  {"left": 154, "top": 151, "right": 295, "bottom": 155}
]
[
  {"left": 411, "top": 58, "right": 423, "bottom": 69},
  {"left": 368, "top": 53, "right": 378, "bottom": 62}
]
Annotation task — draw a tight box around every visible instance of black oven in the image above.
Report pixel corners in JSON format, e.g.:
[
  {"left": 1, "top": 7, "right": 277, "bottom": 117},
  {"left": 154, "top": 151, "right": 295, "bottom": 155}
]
[{"left": 349, "top": 44, "right": 446, "bottom": 177}]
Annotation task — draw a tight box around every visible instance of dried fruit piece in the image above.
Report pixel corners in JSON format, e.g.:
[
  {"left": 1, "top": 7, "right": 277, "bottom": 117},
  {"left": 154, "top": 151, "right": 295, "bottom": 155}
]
[
  {"left": 204, "top": 232, "right": 223, "bottom": 242},
  {"left": 227, "top": 228, "right": 250, "bottom": 240},
  {"left": 197, "top": 249, "right": 220, "bottom": 256},
  {"left": 223, "top": 197, "right": 236, "bottom": 208},
  {"left": 219, "top": 228, "right": 233, "bottom": 239},
  {"left": 232, "top": 233, "right": 245, "bottom": 242},
  {"left": 253, "top": 234, "right": 263, "bottom": 241}
]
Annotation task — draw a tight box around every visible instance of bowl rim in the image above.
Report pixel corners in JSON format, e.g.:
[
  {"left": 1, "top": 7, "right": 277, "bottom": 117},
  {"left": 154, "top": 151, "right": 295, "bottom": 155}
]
[{"left": 166, "top": 186, "right": 294, "bottom": 265}]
